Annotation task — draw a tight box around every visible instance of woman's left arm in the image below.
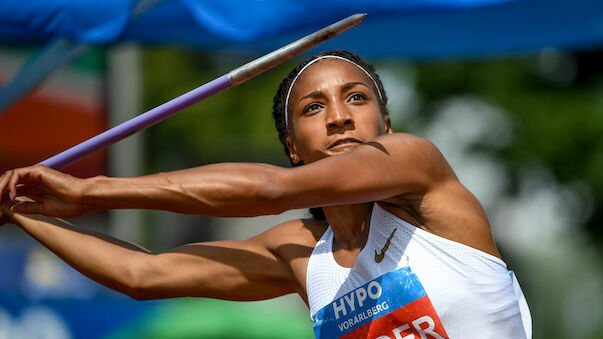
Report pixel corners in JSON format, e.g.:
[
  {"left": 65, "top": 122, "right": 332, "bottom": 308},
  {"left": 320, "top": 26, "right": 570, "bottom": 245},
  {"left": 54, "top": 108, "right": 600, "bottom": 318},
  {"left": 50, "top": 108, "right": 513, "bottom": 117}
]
[{"left": 1, "top": 134, "right": 452, "bottom": 218}]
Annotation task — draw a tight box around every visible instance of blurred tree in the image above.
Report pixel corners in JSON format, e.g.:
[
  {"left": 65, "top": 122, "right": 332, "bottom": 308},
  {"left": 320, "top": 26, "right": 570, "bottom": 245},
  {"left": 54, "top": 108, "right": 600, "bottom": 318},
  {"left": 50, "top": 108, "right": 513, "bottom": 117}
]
[
  {"left": 414, "top": 51, "right": 603, "bottom": 249},
  {"left": 412, "top": 52, "right": 603, "bottom": 339},
  {"left": 141, "top": 48, "right": 293, "bottom": 172}
]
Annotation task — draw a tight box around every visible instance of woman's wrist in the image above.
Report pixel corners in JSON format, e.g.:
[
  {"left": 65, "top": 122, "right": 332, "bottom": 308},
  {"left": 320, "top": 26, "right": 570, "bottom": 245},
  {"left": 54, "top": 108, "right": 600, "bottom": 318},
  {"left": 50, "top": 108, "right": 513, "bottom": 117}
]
[{"left": 78, "top": 175, "right": 107, "bottom": 212}]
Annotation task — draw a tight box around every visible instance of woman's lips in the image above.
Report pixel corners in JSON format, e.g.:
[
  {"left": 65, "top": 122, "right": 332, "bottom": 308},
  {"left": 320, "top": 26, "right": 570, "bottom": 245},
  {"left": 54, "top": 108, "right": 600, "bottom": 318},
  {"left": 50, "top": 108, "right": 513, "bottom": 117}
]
[{"left": 328, "top": 139, "right": 362, "bottom": 149}]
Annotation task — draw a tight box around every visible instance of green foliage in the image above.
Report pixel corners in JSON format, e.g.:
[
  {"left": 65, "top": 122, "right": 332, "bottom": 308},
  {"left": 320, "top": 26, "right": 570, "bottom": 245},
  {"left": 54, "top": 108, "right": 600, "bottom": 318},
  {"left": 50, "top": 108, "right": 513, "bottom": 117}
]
[
  {"left": 141, "top": 48, "right": 294, "bottom": 170},
  {"left": 415, "top": 53, "right": 603, "bottom": 244}
]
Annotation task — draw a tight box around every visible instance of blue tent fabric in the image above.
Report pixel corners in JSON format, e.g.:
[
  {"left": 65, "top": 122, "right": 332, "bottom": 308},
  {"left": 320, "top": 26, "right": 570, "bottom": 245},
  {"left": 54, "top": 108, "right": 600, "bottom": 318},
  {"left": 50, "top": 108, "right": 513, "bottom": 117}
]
[
  {"left": 0, "top": 0, "right": 509, "bottom": 44},
  {"left": 0, "top": 0, "right": 136, "bottom": 43},
  {"left": 1, "top": 0, "right": 603, "bottom": 58},
  {"left": 4, "top": 0, "right": 603, "bottom": 113}
]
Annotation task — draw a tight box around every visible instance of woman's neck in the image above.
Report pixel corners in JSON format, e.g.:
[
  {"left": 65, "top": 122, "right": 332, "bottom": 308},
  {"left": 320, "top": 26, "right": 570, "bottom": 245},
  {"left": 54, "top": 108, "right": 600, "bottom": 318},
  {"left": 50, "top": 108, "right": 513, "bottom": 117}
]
[{"left": 324, "top": 202, "right": 373, "bottom": 250}]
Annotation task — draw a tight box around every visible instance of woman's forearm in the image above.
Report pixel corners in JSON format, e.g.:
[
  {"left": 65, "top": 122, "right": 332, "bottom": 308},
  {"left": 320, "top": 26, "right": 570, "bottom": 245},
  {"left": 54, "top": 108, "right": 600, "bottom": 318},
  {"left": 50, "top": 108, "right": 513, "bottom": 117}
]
[
  {"left": 82, "top": 163, "right": 284, "bottom": 217},
  {"left": 7, "top": 210, "right": 152, "bottom": 298}
]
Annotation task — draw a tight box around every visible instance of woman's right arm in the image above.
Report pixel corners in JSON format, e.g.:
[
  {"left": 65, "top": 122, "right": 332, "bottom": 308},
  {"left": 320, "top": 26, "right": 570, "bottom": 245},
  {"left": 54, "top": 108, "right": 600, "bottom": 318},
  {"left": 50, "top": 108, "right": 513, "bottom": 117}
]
[{"left": 0, "top": 203, "right": 297, "bottom": 301}]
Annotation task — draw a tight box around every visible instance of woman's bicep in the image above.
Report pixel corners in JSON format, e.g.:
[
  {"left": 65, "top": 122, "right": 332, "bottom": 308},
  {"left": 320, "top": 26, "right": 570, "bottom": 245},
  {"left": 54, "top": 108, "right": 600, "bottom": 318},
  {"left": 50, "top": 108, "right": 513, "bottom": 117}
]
[{"left": 138, "top": 238, "right": 296, "bottom": 301}]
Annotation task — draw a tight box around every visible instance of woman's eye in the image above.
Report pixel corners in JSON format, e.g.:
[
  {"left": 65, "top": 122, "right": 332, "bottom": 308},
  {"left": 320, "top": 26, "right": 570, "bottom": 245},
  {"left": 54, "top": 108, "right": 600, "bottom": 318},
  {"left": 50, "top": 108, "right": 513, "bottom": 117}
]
[
  {"left": 304, "top": 103, "right": 321, "bottom": 113},
  {"left": 349, "top": 93, "right": 366, "bottom": 102}
]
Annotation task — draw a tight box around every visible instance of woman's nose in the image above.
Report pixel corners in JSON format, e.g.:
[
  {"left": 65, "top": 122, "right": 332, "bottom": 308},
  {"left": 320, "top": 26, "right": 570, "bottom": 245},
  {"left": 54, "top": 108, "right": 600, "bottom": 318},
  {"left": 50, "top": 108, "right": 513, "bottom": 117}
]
[{"left": 326, "top": 105, "right": 354, "bottom": 130}]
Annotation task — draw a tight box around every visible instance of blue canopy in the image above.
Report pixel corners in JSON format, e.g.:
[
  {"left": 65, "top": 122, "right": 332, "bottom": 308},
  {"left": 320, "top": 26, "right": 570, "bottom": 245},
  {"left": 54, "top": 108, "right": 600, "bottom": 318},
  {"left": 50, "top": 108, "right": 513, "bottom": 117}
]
[
  {"left": 2, "top": 0, "right": 603, "bottom": 59},
  {"left": 2, "top": 0, "right": 603, "bottom": 113}
]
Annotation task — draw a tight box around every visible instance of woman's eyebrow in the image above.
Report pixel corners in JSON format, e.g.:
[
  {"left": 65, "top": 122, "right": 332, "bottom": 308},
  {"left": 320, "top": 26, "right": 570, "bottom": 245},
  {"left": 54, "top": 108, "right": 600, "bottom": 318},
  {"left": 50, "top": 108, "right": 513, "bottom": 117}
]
[
  {"left": 300, "top": 90, "right": 324, "bottom": 101},
  {"left": 299, "top": 82, "right": 370, "bottom": 102},
  {"left": 342, "top": 82, "right": 370, "bottom": 92}
]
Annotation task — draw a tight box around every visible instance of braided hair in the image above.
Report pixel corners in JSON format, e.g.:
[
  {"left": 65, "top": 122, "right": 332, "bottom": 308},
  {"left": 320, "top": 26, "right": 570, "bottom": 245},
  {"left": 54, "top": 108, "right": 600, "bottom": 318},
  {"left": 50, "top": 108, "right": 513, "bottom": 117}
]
[{"left": 271, "top": 50, "right": 389, "bottom": 220}]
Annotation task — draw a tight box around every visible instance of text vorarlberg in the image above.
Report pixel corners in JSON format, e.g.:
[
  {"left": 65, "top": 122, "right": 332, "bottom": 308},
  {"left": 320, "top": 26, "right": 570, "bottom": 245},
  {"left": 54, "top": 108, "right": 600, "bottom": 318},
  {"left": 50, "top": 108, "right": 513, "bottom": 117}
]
[{"left": 332, "top": 281, "right": 390, "bottom": 332}]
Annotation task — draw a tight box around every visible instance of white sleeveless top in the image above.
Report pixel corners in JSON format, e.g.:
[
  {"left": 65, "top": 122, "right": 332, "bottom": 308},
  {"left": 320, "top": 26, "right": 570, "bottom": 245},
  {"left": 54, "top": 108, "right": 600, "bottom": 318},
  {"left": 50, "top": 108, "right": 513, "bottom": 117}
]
[{"left": 306, "top": 203, "right": 531, "bottom": 338}]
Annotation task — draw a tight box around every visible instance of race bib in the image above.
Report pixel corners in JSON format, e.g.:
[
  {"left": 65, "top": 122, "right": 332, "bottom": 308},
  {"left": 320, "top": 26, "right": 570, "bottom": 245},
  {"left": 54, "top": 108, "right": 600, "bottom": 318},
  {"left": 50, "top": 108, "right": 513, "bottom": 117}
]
[{"left": 312, "top": 267, "right": 448, "bottom": 339}]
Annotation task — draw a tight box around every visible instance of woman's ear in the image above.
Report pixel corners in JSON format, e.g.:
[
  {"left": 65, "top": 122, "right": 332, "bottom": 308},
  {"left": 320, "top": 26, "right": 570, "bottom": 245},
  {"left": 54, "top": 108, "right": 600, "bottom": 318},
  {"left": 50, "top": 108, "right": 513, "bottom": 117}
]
[
  {"left": 286, "top": 136, "right": 302, "bottom": 165},
  {"left": 384, "top": 115, "right": 393, "bottom": 134}
]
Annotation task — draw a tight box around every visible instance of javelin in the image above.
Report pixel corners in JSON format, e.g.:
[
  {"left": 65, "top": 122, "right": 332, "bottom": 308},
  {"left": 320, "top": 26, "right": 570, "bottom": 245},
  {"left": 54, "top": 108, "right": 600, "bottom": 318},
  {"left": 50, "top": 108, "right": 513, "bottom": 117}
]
[{"left": 38, "top": 13, "right": 367, "bottom": 170}]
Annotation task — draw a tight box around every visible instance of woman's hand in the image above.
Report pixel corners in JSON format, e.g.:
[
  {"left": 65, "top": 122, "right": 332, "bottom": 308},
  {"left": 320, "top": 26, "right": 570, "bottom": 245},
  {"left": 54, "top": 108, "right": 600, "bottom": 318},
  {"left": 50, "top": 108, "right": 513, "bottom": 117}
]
[
  {"left": 0, "top": 191, "right": 14, "bottom": 226},
  {"left": 0, "top": 165, "right": 89, "bottom": 218}
]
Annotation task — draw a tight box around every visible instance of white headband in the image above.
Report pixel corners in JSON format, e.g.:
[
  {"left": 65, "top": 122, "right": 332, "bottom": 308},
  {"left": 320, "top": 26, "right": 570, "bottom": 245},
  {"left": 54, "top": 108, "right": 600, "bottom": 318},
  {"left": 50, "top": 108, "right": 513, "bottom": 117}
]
[{"left": 284, "top": 55, "right": 383, "bottom": 128}]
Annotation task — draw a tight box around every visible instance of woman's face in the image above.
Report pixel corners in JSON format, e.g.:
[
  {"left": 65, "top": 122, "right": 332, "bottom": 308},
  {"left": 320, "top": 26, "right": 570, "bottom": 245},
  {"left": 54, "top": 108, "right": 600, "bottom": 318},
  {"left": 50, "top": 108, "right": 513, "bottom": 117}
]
[{"left": 286, "top": 58, "right": 391, "bottom": 165}]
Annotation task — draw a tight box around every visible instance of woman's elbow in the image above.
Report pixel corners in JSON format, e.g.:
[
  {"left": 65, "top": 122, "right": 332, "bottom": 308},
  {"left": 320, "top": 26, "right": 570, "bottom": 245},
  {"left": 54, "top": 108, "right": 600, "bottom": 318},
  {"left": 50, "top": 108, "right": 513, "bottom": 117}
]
[
  {"left": 116, "top": 254, "right": 160, "bottom": 301},
  {"left": 126, "top": 288, "right": 154, "bottom": 301},
  {"left": 248, "top": 168, "right": 289, "bottom": 215}
]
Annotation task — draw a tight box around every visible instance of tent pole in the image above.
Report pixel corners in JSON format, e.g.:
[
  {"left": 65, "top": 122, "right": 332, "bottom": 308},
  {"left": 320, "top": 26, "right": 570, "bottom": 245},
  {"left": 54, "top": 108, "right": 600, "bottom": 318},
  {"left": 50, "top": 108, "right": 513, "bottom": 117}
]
[{"left": 0, "top": 0, "right": 162, "bottom": 114}]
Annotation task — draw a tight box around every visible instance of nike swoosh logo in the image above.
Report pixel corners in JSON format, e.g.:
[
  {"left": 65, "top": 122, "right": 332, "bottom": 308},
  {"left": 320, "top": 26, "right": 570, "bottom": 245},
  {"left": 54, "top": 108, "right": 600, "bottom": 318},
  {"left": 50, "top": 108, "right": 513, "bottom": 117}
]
[{"left": 375, "top": 228, "right": 397, "bottom": 263}]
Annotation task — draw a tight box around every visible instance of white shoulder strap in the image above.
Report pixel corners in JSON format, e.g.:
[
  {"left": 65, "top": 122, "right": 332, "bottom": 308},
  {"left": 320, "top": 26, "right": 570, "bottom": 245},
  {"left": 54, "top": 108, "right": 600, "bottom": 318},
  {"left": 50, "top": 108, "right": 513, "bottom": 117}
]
[{"left": 510, "top": 271, "right": 532, "bottom": 338}]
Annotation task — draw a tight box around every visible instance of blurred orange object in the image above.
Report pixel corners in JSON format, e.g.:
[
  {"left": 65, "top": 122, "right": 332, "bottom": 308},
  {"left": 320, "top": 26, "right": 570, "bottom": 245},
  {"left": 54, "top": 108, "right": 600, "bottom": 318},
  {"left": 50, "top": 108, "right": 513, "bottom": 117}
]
[{"left": 0, "top": 76, "right": 107, "bottom": 178}]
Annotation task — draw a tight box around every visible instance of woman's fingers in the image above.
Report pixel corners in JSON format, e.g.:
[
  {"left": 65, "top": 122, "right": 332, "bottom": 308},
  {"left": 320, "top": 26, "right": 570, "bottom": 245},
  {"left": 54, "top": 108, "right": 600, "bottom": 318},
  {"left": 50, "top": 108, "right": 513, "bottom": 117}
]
[
  {"left": 0, "top": 191, "right": 10, "bottom": 216},
  {"left": 0, "top": 170, "right": 13, "bottom": 201},
  {"left": 8, "top": 169, "right": 22, "bottom": 200},
  {"left": 0, "top": 167, "right": 84, "bottom": 217},
  {"left": 0, "top": 191, "right": 16, "bottom": 225},
  {"left": 0, "top": 167, "right": 43, "bottom": 201}
]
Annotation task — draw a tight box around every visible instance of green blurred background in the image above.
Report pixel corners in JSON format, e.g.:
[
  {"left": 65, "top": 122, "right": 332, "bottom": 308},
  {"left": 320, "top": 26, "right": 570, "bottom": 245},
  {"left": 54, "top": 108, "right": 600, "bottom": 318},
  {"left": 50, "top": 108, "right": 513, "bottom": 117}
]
[{"left": 0, "top": 44, "right": 602, "bottom": 338}]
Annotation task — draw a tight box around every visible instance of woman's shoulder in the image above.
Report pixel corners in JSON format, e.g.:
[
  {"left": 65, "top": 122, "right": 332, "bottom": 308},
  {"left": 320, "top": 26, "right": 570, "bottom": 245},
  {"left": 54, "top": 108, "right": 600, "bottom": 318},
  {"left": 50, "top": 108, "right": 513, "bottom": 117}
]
[
  {"left": 273, "top": 218, "right": 328, "bottom": 243},
  {"left": 250, "top": 217, "right": 328, "bottom": 252},
  {"left": 367, "top": 133, "right": 452, "bottom": 184},
  {"left": 373, "top": 133, "right": 441, "bottom": 154}
]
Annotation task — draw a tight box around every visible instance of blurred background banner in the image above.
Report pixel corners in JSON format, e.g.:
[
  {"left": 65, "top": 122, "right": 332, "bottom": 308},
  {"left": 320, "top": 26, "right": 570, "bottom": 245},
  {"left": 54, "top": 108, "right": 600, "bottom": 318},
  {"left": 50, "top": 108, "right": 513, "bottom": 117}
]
[
  {"left": 1, "top": 1, "right": 603, "bottom": 338},
  {"left": 0, "top": 240, "right": 313, "bottom": 339}
]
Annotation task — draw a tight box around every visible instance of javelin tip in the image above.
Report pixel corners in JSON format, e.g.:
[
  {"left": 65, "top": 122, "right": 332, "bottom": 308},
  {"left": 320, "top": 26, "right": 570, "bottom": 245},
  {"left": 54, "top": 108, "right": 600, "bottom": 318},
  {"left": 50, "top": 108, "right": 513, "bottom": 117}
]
[{"left": 228, "top": 13, "right": 367, "bottom": 85}]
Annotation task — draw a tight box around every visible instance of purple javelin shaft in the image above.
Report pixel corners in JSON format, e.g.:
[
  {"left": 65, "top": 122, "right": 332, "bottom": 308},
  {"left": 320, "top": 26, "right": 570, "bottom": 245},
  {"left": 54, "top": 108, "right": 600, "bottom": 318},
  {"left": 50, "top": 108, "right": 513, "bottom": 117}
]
[
  {"left": 39, "top": 75, "right": 232, "bottom": 169},
  {"left": 36, "top": 13, "right": 366, "bottom": 170}
]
